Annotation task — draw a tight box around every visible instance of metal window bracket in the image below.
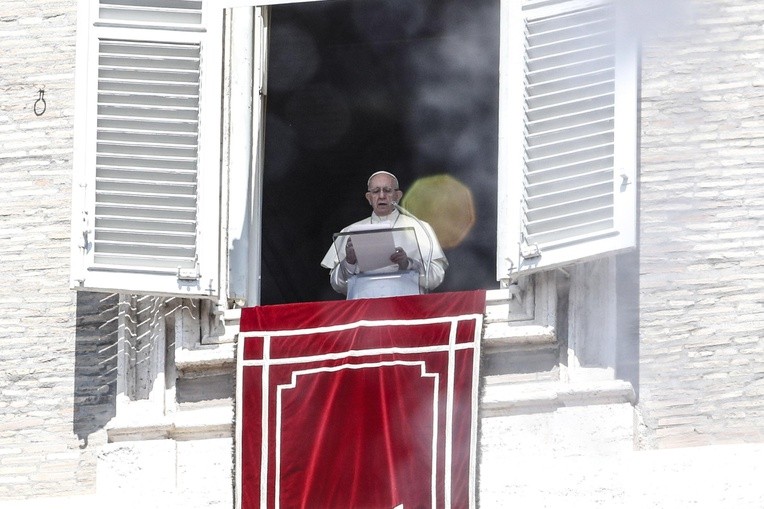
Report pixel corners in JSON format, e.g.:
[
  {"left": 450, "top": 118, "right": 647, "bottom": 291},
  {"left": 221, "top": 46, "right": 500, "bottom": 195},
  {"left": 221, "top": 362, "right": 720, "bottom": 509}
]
[
  {"left": 177, "top": 266, "right": 201, "bottom": 282},
  {"left": 520, "top": 243, "right": 541, "bottom": 260}
]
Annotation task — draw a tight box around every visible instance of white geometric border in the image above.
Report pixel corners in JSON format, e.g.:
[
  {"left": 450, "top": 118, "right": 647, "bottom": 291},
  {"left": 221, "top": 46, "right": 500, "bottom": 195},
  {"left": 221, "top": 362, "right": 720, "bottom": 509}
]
[{"left": 235, "top": 312, "right": 483, "bottom": 509}]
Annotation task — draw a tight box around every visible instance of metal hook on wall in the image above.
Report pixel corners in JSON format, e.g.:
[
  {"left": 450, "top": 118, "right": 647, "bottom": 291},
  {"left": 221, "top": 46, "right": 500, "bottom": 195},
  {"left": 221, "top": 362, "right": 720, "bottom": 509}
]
[{"left": 34, "top": 89, "right": 46, "bottom": 116}]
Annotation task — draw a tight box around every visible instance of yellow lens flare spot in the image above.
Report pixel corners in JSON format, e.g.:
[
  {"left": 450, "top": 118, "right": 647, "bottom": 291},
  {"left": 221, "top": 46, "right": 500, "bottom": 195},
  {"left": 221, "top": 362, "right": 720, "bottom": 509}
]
[{"left": 401, "top": 174, "right": 475, "bottom": 249}]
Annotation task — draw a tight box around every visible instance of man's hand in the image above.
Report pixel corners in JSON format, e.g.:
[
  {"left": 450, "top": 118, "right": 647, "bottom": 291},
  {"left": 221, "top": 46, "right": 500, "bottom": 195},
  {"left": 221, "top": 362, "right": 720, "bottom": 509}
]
[
  {"left": 390, "top": 247, "right": 408, "bottom": 271},
  {"left": 345, "top": 239, "right": 357, "bottom": 265}
]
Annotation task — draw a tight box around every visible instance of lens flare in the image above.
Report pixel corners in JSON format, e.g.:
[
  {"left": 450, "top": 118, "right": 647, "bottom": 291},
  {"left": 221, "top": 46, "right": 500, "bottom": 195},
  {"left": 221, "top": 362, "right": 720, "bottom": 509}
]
[{"left": 401, "top": 174, "right": 475, "bottom": 249}]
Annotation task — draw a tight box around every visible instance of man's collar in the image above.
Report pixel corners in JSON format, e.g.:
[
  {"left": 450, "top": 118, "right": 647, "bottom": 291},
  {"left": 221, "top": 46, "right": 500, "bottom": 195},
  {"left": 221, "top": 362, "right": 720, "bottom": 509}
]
[{"left": 371, "top": 209, "right": 400, "bottom": 223}]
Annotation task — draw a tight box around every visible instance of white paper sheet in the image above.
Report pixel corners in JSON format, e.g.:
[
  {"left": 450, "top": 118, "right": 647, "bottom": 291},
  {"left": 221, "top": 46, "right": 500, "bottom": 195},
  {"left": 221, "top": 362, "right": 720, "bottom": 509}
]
[{"left": 345, "top": 223, "right": 397, "bottom": 273}]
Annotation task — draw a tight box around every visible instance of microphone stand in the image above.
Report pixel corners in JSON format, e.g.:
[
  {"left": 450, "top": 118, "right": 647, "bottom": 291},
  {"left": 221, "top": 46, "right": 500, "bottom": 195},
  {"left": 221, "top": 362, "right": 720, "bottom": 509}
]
[{"left": 392, "top": 202, "right": 434, "bottom": 294}]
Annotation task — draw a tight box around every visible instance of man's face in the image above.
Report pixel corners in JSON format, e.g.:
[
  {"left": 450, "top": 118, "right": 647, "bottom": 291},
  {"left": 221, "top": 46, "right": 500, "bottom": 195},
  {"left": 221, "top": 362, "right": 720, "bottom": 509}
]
[{"left": 366, "top": 174, "right": 403, "bottom": 217}]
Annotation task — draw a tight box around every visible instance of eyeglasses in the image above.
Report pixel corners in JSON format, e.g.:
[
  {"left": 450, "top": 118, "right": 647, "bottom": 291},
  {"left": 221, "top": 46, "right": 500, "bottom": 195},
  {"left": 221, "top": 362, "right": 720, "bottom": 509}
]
[{"left": 368, "top": 187, "right": 398, "bottom": 195}]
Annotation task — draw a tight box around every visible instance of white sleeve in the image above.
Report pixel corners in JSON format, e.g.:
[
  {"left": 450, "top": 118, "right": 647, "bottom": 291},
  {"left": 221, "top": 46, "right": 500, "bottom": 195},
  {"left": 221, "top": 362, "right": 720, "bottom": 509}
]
[
  {"left": 408, "top": 255, "right": 448, "bottom": 291},
  {"left": 329, "top": 258, "right": 357, "bottom": 295}
]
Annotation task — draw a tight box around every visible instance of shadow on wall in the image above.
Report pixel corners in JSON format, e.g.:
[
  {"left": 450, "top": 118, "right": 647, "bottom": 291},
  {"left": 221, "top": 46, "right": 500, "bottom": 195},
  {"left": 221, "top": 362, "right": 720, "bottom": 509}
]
[
  {"left": 72, "top": 291, "right": 119, "bottom": 447},
  {"left": 616, "top": 250, "right": 640, "bottom": 399}
]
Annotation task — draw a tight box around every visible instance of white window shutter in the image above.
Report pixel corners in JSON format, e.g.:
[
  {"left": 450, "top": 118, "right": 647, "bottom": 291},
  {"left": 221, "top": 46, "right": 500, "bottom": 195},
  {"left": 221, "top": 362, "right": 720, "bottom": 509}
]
[
  {"left": 71, "top": 0, "right": 223, "bottom": 297},
  {"left": 497, "top": 0, "right": 637, "bottom": 280}
]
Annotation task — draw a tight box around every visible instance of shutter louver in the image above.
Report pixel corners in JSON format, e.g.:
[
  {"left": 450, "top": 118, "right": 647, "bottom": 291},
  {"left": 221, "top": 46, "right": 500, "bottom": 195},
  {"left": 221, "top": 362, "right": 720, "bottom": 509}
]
[
  {"left": 94, "top": 40, "right": 201, "bottom": 270},
  {"left": 71, "top": 0, "right": 222, "bottom": 296},
  {"left": 497, "top": 0, "right": 636, "bottom": 280},
  {"left": 522, "top": 3, "right": 616, "bottom": 249},
  {"left": 99, "top": 0, "right": 202, "bottom": 27}
]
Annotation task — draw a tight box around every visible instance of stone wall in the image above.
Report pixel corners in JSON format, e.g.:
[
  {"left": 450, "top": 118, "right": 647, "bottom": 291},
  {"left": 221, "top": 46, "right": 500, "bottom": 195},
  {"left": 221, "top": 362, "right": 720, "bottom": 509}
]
[
  {"left": 0, "top": 0, "right": 100, "bottom": 498},
  {"left": 638, "top": 0, "right": 764, "bottom": 448}
]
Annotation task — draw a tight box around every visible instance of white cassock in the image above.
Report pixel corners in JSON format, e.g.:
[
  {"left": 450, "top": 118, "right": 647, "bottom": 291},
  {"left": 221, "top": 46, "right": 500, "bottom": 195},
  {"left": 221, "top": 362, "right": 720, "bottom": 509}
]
[{"left": 321, "top": 209, "right": 448, "bottom": 297}]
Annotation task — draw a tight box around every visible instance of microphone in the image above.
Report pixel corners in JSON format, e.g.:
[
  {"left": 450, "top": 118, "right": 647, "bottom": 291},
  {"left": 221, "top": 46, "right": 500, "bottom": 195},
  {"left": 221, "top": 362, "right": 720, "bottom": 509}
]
[{"left": 390, "top": 201, "right": 434, "bottom": 293}]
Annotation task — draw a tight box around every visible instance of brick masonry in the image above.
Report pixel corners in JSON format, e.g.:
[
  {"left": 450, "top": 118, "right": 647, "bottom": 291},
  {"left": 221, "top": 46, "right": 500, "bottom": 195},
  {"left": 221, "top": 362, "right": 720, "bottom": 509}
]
[
  {"left": 0, "top": 0, "right": 99, "bottom": 498},
  {"left": 638, "top": 0, "right": 764, "bottom": 447}
]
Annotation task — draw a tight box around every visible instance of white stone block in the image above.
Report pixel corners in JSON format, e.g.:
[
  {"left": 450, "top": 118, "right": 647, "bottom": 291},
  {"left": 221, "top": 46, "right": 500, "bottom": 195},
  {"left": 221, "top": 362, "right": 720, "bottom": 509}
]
[{"left": 96, "top": 440, "right": 176, "bottom": 495}]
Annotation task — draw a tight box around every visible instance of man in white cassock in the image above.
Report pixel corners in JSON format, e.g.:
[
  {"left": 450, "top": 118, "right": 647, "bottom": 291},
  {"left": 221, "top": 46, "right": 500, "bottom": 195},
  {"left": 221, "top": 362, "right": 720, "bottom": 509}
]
[{"left": 321, "top": 171, "right": 448, "bottom": 298}]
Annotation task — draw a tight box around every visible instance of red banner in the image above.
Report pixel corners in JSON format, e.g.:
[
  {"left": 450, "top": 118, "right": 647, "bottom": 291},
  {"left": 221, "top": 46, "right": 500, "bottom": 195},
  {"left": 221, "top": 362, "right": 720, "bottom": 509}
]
[{"left": 236, "top": 291, "right": 485, "bottom": 509}]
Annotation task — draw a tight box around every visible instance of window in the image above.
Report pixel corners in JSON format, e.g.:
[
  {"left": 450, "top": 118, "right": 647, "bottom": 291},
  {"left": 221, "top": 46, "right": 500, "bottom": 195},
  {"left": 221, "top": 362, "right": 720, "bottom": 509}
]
[
  {"left": 256, "top": 0, "right": 500, "bottom": 304},
  {"left": 71, "top": 0, "right": 636, "bottom": 303}
]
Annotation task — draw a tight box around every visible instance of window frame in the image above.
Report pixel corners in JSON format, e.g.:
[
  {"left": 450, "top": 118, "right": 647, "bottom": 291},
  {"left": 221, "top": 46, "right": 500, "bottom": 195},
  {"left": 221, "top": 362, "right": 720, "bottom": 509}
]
[{"left": 71, "top": 0, "right": 638, "bottom": 303}]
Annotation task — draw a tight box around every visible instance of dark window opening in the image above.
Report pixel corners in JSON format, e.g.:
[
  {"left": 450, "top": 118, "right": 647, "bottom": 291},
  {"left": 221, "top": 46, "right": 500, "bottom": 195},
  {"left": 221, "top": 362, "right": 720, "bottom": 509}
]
[{"left": 261, "top": 0, "right": 500, "bottom": 305}]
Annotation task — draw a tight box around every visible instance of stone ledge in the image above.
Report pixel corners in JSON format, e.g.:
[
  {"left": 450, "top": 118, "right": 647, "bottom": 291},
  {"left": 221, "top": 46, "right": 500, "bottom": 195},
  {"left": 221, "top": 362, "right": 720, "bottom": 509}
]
[
  {"left": 481, "top": 379, "right": 636, "bottom": 417},
  {"left": 482, "top": 324, "right": 555, "bottom": 351},
  {"left": 484, "top": 286, "right": 534, "bottom": 322},
  {"left": 106, "top": 405, "right": 233, "bottom": 442},
  {"left": 174, "top": 407, "right": 234, "bottom": 440},
  {"left": 175, "top": 343, "right": 235, "bottom": 375}
]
